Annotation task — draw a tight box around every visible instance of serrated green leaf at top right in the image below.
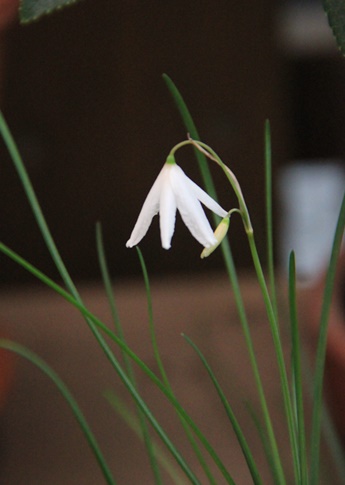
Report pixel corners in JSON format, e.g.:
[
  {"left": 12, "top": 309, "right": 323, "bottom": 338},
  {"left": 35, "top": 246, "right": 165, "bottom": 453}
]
[{"left": 323, "top": 0, "right": 345, "bottom": 56}]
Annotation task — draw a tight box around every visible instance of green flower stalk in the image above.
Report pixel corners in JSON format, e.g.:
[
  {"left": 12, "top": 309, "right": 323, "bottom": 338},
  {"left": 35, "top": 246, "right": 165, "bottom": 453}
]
[{"left": 187, "top": 137, "right": 253, "bottom": 236}]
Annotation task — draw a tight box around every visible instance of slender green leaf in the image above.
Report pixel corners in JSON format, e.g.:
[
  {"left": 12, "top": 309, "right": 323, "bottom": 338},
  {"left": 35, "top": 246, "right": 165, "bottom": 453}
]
[
  {"left": 136, "top": 247, "right": 169, "bottom": 386},
  {"left": 105, "top": 391, "right": 189, "bottom": 485},
  {"left": 191, "top": 133, "right": 298, "bottom": 482},
  {"left": 320, "top": 399, "right": 345, "bottom": 484},
  {"left": 164, "top": 75, "right": 286, "bottom": 484},
  {"left": 322, "top": 0, "right": 345, "bottom": 56},
  {"left": 310, "top": 190, "right": 345, "bottom": 485},
  {"left": 264, "top": 120, "right": 278, "bottom": 320},
  {"left": 136, "top": 247, "right": 218, "bottom": 485},
  {"left": 0, "top": 339, "right": 116, "bottom": 485},
  {"left": 95, "top": 223, "right": 122, "bottom": 337},
  {"left": 20, "top": 0, "right": 83, "bottom": 23},
  {"left": 0, "top": 109, "right": 173, "bottom": 481},
  {"left": 288, "top": 252, "right": 308, "bottom": 484},
  {"left": 162, "top": 74, "right": 217, "bottom": 201},
  {"left": 0, "top": 112, "right": 80, "bottom": 297},
  {"left": 0, "top": 111, "right": 200, "bottom": 484},
  {"left": 183, "top": 334, "right": 263, "bottom": 485},
  {"left": 247, "top": 233, "right": 298, "bottom": 483},
  {"left": 0, "top": 242, "right": 232, "bottom": 484},
  {"left": 246, "top": 404, "right": 281, "bottom": 485},
  {"left": 96, "top": 225, "right": 163, "bottom": 485}
]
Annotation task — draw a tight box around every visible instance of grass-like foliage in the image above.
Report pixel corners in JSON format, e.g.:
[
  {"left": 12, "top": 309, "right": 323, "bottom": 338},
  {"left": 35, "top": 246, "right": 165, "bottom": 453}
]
[{"left": 0, "top": 76, "right": 344, "bottom": 484}]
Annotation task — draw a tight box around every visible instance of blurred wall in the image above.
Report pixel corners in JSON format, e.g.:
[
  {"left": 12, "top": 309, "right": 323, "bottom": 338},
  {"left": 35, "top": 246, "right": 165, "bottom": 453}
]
[{"left": 0, "top": 0, "right": 286, "bottom": 283}]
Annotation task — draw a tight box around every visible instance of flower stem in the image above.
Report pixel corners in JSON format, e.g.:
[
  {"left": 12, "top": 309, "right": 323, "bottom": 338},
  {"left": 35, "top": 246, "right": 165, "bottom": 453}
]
[
  {"left": 187, "top": 138, "right": 253, "bottom": 235},
  {"left": 187, "top": 135, "right": 299, "bottom": 482},
  {"left": 247, "top": 232, "right": 300, "bottom": 483},
  {"left": 163, "top": 75, "right": 287, "bottom": 482}
]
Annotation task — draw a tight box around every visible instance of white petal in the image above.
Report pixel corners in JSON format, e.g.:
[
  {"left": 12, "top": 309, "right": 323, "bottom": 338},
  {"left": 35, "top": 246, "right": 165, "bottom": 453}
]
[
  {"left": 169, "top": 165, "right": 218, "bottom": 247},
  {"left": 186, "top": 177, "right": 228, "bottom": 217},
  {"left": 159, "top": 173, "right": 177, "bottom": 249},
  {"left": 126, "top": 167, "right": 165, "bottom": 247}
]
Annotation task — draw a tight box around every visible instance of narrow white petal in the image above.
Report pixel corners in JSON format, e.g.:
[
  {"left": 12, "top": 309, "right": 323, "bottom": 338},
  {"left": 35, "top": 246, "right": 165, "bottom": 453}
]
[
  {"left": 186, "top": 177, "right": 228, "bottom": 217},
  {"left": 126, "top": 167, "right": 165, "bottom": 247},
  {"left": 169, "top": 165, "right": 218, "bottom": 247},
  {"left": 159, "top": 174, "right": 177, "bottom": 249}
]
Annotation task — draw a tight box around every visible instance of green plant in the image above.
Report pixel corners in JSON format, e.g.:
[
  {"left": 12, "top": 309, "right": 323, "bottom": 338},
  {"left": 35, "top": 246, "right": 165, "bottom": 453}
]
[{"left": 0, "top": 75, "right": 344, "bottom": 483}]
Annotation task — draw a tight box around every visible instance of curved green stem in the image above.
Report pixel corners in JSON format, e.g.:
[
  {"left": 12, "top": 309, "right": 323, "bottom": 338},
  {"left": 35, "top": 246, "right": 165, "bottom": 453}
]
[
  {"left": 169, "top": 139, "right": 195, "bottom": 157},
  {"left": 187, "top": 138, "right": 253, "bottom": 235}
]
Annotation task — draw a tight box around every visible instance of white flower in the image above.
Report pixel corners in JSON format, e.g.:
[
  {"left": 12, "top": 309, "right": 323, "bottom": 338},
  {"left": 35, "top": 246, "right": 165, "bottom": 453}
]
[{"left": 126, "top": 160, "right": 228, "bottom": 250}]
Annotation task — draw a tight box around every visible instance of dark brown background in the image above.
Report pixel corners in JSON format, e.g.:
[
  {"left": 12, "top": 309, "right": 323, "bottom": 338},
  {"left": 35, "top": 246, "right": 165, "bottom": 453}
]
[{"left": 0, "top": 0, "right": 343, "bottom": 284}]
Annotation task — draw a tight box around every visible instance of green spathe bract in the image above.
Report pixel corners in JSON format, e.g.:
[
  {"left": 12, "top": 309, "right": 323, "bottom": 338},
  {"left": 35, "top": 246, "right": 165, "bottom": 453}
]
[{"left": 200, "top": 215, "right": 230, "bottom": 259}]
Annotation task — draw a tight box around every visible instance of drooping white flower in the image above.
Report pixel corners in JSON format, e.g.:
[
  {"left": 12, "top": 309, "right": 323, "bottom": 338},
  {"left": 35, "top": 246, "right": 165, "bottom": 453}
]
[{"left": 126, "top": 158, "right": 228, "bottom": 250}]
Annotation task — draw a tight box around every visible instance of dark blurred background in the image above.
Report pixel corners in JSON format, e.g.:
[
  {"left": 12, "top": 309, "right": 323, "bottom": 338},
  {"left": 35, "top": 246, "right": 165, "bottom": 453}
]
[{"left": 0, "top": 0, "right": 343, "bottom": 284}]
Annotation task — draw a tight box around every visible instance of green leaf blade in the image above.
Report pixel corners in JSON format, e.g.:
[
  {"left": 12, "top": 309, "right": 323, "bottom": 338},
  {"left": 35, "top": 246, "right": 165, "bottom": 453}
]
[
  {"left": 0, "top": 339, "right": 117, "bottom": 485},
  {"left": 323, "top": 0, "right": 345, "bottom": 56},
  {"left": 19, "top": 0, "right": 83, "bottom": 23}
]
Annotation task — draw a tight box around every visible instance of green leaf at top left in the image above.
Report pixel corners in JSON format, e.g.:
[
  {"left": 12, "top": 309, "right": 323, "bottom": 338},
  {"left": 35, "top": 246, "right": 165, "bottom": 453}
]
[{"left": 19, "top": 0, "right": 84, "bottom": 23}]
